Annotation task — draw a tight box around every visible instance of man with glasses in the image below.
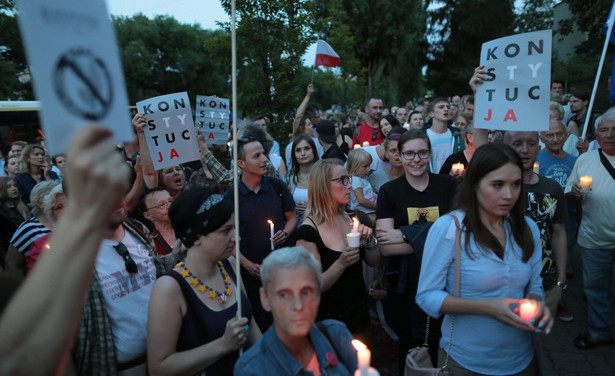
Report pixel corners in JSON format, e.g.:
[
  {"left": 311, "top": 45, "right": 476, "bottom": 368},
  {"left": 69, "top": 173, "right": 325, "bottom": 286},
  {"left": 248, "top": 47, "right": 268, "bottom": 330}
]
[
  {"left": 353, "top": 97, "right": 385, "bottom": 147},
  {"left": 232, "top": 126, "right": 297, "bottom": 332}
]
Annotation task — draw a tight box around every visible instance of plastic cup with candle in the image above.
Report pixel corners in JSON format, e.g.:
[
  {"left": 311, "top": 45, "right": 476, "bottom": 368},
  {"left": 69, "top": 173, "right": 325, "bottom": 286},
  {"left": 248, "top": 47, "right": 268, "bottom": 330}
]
[
  {"left": 518, "top": 299, "right": 539, "bottom": 322},
  {"left": 347, "top": 217, "right": 361, "bottom": 248},
  {"left": 533, "top": 162, "right": 539, "bottom": 174},
  {"left": 579, "top": 176, "right": 592, "bottom": 194},
  {"left": 451, "top": 162, "right": 464, "bottom": 176},
  {"left": 362, "top": 141, "right": 370, "bottom": 147},
  {"left": 353, "top": 144, "right": 361, "bottom": 150},
  {"left": 352, "top": 340, "right": 379, "bottom": 376},
  {"left": 267, "top": 220, "right": 275, "bottom": 251}
]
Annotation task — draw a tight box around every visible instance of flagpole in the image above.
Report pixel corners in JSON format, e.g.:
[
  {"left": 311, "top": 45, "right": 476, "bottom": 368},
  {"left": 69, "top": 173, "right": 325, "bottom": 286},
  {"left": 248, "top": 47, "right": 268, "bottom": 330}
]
[
  {"left": 311, "top": 64, "right": 316, "bottom": 85},
  {"left": 582, "top": 8, "right": 615, "bottom": 139}
]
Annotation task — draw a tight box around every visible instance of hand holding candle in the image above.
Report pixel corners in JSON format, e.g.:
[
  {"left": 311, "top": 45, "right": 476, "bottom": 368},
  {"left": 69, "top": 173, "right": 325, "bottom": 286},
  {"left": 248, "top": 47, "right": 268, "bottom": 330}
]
[
  {"left": 579, "top": 176, "right": 592, "bottom": 194},
  {"left": 347, "top": 217, "right": 361, "bottom": 248}
]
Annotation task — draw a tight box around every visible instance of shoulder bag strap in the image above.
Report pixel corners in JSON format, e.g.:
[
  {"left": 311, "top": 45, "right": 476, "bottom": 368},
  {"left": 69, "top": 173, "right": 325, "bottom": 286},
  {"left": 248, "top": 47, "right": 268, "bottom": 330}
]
[{"left": 598, "top": 148, "right": 615, "bottom": 182}]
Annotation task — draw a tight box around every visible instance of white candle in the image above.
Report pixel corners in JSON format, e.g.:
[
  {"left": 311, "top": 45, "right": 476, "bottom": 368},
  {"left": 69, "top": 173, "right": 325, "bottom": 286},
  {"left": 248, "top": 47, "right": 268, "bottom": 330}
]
[
  {"left": 352, "top": 340, "right": 370, "bottom": 376},
  {"left": 533, "top": 162, "right": 539, "bottom": 174},
  {"left": 580, "top": 176, "right": 592, "bottom": 194},
  {"left": 353, "top": 144, "right": 361, "bottom": 150},
  {"left": 362, "top": 141, "right": 370, "bottom": 147},
  {"left": 267, "top": 220, "right": 274, "bottom": 251},
  {"left": 347, "top": 217, "right": 360, "bottom": 248},
  {"left": 451, "top": 162, "right": 464, "bottom": 175},
  {"left": 519, "top": 299, "right": 538, "bottom": 322}
]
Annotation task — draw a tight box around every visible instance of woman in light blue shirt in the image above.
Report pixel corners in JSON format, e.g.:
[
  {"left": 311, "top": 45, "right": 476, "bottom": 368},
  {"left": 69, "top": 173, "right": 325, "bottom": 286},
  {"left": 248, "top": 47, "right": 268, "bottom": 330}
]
[{"left": 417, "top": 143, "right": 553, "bottom": 375}]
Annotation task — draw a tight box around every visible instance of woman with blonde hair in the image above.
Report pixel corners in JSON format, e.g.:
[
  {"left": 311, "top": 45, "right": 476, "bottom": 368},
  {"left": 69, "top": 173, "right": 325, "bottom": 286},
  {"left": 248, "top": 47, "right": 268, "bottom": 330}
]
[
  {"left": 15, "top": 144, "right": 58, "bottom": 204},
  {"left": 295, "top": 159, "right": 379, "bottom": 339},
  {"left": 0, "top": 177, "right": 30, "bottom": 264}
]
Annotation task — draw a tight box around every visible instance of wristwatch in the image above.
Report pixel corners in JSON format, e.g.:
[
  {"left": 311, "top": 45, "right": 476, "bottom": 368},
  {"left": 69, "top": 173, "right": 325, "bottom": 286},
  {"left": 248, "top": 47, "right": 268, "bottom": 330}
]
[{"left": 556, "top": 280, "right": 567, "bottom": 290}]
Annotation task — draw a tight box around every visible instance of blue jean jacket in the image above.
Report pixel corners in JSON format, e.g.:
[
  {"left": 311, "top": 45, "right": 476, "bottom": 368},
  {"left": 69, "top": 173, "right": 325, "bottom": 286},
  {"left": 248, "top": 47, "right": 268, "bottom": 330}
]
[{"left": 234, "top": 320, "right": 358, "bottom": 376}]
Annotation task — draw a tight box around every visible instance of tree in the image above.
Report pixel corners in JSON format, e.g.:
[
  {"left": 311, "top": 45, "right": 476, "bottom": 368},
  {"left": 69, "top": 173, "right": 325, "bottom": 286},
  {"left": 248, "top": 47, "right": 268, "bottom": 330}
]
[
  {"left": 426, "top": 0, "right": 515, "bottom": 97},
  {"left": 209, "top": 0, "right": 317, "bottom": 124},
  {"left": 113, "top": 14, "right": 230, "bottom": 104},
  {"left": 514, "top": 0, "right": 555, "bottom": 33},
  {"left": 0, "top": 0, "right": 33, "bottom": 99}
]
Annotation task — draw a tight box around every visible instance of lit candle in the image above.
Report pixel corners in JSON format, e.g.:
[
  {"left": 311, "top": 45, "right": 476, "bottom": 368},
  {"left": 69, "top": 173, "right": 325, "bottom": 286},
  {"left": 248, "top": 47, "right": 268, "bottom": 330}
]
[
  {"left": 451, "top": 162, "right": 465, "bottom": 175},
  {"left": 352, "top": 340, "right": 379, "bottom": 376},
  {"left": 362, "top": 141, "right": 370, "bottom": 147},
  {"left": 347, "top": 217, "right": 361, "bottom": 248},
  {"left": 533, "top": 162, "right": 539, "bottom": 174},
  {"left": 267, "top": 220, "right": 275, "bottom": 251},
  {"left": 519, "top": 299, "right": 539, "bottom": 322},
  {"left": 580, "top": 176, "right": 592, "bottom": 194},
  {"left": 353, "top": 144, "right": 361, "bottom": 150}
]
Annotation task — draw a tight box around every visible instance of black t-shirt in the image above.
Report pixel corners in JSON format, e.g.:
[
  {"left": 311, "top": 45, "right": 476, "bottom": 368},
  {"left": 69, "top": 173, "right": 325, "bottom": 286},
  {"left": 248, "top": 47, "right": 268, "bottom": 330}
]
[
  {"left": 439, "top": 151, "right": 469, "bottom": 175},
  {"left": 321, "top": 143, "right": 347, "bottom": 163},
  {"left": 525, "top": 174, "right": 567, "bottom": 289}
]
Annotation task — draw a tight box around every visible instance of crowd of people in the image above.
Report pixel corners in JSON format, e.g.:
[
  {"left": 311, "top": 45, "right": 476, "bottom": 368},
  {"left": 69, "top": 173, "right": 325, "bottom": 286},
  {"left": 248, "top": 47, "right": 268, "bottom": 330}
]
[{"left": 0, "top": 65, "right": 614, "bottom": 376}]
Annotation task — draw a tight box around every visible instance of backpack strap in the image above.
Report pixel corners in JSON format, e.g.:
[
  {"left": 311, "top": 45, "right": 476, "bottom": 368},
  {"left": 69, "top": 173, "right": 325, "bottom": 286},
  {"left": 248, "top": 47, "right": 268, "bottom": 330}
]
[{"left": 598, "top": 148, "right": 615, "bottom": 182}]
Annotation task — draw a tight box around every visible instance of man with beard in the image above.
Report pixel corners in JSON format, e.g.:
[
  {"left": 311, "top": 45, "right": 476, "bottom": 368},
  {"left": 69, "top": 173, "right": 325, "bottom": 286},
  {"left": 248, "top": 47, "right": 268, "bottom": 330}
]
[{"left": 353, "top": 97, "right": 385, "bottom": 147}]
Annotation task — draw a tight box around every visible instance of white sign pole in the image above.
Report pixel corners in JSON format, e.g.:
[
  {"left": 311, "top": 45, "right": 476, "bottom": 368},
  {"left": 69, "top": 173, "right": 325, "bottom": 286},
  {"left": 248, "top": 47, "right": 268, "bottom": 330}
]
[
  {"left": 581, "top": 9, "right": 615, "bottom": 140},
  {"left": 231, "top": 0, "right": 242, "bottom": 327}
]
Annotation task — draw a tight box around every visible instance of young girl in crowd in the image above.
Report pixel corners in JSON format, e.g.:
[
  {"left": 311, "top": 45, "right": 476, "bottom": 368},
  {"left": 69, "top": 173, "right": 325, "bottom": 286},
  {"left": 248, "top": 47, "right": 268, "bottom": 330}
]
[
  {"left": 417, "top": 143, "right": 552, "bottom": 375},
  {"left": 284, "top": 134, "right": 319, "bottom": 226},
  {"left": 347, "top": 149, "right": 377, "bottom": 224}
]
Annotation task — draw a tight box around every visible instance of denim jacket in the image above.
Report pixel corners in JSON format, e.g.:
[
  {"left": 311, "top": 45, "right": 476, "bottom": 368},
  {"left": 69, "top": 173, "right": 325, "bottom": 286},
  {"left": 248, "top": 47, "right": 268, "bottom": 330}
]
[{"left": 234, "top": 320, "right": 358, "bottom": 376}]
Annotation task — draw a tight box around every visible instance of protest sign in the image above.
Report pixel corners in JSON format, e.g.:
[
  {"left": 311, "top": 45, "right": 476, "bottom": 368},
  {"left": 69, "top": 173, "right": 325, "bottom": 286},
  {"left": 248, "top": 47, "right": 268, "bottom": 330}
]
[
  {"left": 195, "top": 96, "right": 230, "bottom": 145},
  {"left": 17, "top": 0, "right": 132, "bottom": 153},
  {"left": 475, "top": 30, "right": 552, "bottom": 132},
  {"left": 137, "top": 92, "right": 200, "bottom": 170}
]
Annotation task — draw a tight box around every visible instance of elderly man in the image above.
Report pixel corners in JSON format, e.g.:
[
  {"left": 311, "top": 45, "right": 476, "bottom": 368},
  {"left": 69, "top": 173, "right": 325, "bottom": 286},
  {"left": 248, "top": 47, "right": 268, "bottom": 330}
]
[{"left": 567, "top": 109, "right": 615, "bottom": 349}]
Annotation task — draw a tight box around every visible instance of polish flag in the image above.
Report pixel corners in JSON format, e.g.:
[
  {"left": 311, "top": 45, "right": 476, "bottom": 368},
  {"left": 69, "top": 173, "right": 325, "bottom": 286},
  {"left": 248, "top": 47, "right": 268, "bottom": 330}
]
[{"left": 314, "top": 40, "right": 340, "bottom": 68}]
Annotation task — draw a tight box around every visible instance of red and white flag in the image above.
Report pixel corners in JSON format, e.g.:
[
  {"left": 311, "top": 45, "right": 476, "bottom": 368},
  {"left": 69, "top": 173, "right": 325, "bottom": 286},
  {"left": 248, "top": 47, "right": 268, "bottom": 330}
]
[{"left": 314, "top": 40, "right": 340, "bottom": 68}]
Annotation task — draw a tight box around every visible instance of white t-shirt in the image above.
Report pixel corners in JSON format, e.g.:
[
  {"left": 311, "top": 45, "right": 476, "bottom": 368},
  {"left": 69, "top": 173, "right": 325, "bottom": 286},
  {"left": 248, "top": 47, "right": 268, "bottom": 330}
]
[
  {"left": 566, "top": 149, "right": 615, "bottom": 248},
  {"left": 96, "top": 229, "right": 158, "bottom": 363},
  {"left": 362, "top": 145, "right": 390, "bottom": 171},
  {"left": 350, "top": 176, "right": 377, "bottom": 214},
  {"left": 292, "top": 187, "right": 309, "bottom": 205},
  {"left": 426, "top": 128, "right": 453, "bottom": 173}
]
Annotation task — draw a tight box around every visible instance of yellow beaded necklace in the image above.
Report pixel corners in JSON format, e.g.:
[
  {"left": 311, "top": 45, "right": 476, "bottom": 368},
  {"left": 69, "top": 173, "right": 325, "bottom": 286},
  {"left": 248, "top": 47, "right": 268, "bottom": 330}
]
[{"left": 176, "top": 261, "right": 233, "bottom": 303}]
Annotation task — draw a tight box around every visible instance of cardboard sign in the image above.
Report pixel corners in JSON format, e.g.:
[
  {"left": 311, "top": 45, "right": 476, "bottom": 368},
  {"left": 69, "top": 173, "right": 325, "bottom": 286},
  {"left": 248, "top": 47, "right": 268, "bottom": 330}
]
[
  {"left": 136, "top": 92, "right": 200, "bottom": 170},
  {"left": 475, "top": 30, "right": 552, "bottom": 132},
  {"left": 17, "top": 0, "right": 132, "bottom": 153},
  {"left": 195, "top": 96, "right": 230, "bottom": 145}
]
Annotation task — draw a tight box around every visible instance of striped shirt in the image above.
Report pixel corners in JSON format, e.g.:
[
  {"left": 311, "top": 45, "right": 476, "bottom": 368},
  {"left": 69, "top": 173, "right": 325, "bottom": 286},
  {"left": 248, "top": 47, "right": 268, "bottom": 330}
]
[{"left": 10, "top": 217, "right": 50, "bottom": 256}]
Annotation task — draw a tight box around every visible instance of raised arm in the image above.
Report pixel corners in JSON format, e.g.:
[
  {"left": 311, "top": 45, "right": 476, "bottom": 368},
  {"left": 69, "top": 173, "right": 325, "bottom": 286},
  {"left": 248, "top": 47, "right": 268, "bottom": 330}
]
[
  {"left": 469, "top": 65, "right": 490, "bottom": 149},
  {"left": 133, "top": 113, "right": 158, "bottom": 188},
  {"left": 0, "top": 126, "right": 130, "bottom": 376},
  {"left": 295, "top": 84, "right": 314, "bottom": 120}
]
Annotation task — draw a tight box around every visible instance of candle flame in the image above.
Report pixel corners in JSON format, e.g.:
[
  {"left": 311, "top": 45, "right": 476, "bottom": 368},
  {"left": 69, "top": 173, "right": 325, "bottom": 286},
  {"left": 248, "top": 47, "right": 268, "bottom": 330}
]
[
  {"left": 267, "top": 220, "right": 273, "bottom": 225},
  {"left": 45, "top": 244, "right": 50, "bottom": 249},
  {"left": 352, "top": 339, "right": 367, "bottom": 351}
]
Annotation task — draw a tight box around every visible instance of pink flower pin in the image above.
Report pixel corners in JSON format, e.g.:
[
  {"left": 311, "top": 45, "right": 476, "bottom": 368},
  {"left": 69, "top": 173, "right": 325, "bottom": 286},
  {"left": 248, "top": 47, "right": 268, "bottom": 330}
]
[{"left": 326, "top": 352, "right": 338, "bottom": 366}]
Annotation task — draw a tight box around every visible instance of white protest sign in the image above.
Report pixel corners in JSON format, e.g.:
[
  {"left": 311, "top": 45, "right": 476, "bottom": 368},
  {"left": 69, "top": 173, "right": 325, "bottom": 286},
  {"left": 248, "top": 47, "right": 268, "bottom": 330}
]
[
  {"left": 195, "top": 96, "right": 230, "bottom": 145},
  {"left": 475, "top": 30, "right": 552, "bottom": 132},
  {"left": 17, "top": 0, "right": 132, "bottom": 153},
  {"left": 136, "top": 92, "right": 200, "bottom": 170}
]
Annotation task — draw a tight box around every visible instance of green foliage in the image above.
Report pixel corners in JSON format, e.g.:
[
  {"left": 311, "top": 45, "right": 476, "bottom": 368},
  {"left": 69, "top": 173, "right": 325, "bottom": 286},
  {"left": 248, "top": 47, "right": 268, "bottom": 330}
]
[
  {"left": 558, "top": 0, "right": 612, "bottom": 55},
  {"left": 426, "top": 0, "right": 515, "bottom": 97},
  {"left": 314, "top": 0, "right": 427, "bottom": 105},
  {"left": 514, "top": 0, "right": 555, "bottom": 33},
  {"left": 0, "top": 0, "right": 33, "bottom": 99},
  {"left": 113, "top": 14, "right": 231, "bottom": 104}
]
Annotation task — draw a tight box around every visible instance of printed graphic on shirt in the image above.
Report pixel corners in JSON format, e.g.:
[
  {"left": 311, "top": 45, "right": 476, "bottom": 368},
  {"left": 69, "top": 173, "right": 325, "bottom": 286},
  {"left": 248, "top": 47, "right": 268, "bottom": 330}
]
[
  {"left": 407, "top": 206, "right": 440, "bottom": 225},
  {"left": 99, "top": 258, "right": 157, "bottom": 301},
  {"left": 526, "top": 192, "right": 557, "bottom": 275}
]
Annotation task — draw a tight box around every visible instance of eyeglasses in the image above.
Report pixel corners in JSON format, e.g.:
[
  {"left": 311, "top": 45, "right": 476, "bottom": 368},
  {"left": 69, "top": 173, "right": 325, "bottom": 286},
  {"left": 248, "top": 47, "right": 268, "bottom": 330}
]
[
  {"left": 330, "top": 175, "right": 352, "bottom": 186},
  {"left": 113, "top": 242, "right": 138, "bottom": 274},
  {"left": 371, "top": 127, "right": 379, "bottom": 141},
  {"left": 146, "top": 199, "right": 172, "bottom": 211},
  {"left": 401, "top": 150, "right": 430, "bottom": 160}
]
